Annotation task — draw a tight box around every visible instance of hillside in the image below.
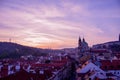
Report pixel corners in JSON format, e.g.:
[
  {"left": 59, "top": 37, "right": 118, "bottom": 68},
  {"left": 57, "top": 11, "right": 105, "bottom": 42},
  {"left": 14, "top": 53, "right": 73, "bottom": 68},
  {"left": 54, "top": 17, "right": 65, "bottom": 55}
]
[{"left": 0, "top": 42, "right": 49, "bottom": 59}]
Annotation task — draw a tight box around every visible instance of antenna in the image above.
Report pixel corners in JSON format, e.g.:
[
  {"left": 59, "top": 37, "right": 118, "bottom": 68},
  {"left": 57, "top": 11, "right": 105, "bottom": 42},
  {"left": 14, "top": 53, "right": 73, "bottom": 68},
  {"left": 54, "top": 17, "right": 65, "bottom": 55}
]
[
  {"left": 119, "top": 33, "right": 120, "bottom": 41},
  {"left": 9, "top": 38, "right": 11, "bottom": 42}
]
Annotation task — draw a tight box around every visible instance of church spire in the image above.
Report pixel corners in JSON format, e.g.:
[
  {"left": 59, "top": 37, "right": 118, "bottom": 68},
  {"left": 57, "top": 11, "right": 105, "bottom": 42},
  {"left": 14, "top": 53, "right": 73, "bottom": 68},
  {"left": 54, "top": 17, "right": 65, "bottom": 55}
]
[
  {"left": 79, "top": 36, "right": 81, "bottom": 43},
  {"left": 78, "top": 36, "right": 82, "bottom": 48},
  {"left": 83, "top": 37, "right": 85, "bottom": 42}
]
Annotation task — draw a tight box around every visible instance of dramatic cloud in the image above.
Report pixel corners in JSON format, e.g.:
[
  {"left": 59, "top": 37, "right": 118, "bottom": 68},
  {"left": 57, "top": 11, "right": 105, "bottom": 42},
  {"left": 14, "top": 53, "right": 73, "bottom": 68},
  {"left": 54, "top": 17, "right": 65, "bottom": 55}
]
[{"left": 0, "top": 0, "right": 120, "bottom": 49}]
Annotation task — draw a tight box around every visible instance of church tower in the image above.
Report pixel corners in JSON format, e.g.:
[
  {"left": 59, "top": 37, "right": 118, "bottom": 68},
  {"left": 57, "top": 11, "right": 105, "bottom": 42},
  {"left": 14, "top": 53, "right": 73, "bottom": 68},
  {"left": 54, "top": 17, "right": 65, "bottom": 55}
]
[
  {"left": 78, "top": 36, "right": 82, "bottom": 55},
  {"left": 119, "top": 34, "right": 120, "bottom": 41},
  {"left": 78, "top": 36, "right": 82, "bottom": 49},
  {"left": 83, "top": 37, "right": 85, "bottom": 42}
]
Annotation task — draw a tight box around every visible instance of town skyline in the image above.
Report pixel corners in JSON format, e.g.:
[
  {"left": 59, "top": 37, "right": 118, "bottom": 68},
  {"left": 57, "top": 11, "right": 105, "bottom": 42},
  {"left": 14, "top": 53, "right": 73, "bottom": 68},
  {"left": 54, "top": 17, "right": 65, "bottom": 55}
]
[{"left": 0, "top": 0, "right": 120, "bottom": 49}]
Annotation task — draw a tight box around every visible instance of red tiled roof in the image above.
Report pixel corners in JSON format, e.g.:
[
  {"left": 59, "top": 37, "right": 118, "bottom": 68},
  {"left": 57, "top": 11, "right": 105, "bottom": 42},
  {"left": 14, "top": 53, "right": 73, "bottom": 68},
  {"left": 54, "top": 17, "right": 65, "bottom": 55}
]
[
  {"left": 31, "top": 63, "right": 65, "bottom": 70},
  {"left": 90, "top": 49, "right": 109, "bottom": 53},
  {"left": 116, "top": 54, "right": 120, "bottom": 59},
  {"left": 100, "top": 60, "right": 120, "bottom": 70},
  {"left": 0, "top": 69, "right": 47, "bottom": 80}
]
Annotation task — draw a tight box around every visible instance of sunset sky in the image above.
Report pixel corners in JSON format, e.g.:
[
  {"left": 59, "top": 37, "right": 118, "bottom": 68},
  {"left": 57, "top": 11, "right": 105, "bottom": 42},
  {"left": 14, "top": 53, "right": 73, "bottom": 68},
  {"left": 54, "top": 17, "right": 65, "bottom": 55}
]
[{"left": 0, "top": 0, "right": 120, "bottom": 49}]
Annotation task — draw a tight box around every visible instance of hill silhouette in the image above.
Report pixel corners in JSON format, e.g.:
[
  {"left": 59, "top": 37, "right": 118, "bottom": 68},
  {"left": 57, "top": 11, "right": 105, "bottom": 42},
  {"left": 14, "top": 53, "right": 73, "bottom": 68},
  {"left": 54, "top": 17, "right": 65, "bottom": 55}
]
[{"left": 0, "top": 42, "right": 49, "bottom": 59}]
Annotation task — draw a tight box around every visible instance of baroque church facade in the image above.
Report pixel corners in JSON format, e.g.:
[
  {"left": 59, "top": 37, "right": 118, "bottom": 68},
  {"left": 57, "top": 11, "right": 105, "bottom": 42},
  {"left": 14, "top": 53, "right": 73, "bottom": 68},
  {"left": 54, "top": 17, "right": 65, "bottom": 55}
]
[{"left": 78, "top": 37, "right": 89, "bottom": 54}]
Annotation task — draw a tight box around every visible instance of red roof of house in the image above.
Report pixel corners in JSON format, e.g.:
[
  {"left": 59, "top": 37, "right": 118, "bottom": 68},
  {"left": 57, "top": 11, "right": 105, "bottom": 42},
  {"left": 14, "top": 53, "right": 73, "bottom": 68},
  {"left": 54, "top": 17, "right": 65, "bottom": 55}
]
[
  {"left": 90, "top": 49, "right": 109, "bottom": 53},
  {"left": 100, "top": 60, "right": 120, "bottom": 70},
  {"left": 0, "top": 69, "right": 49, "bottom": 80},
  {"left": 116, "top": 54, "right": 120, "bottom": 59}
]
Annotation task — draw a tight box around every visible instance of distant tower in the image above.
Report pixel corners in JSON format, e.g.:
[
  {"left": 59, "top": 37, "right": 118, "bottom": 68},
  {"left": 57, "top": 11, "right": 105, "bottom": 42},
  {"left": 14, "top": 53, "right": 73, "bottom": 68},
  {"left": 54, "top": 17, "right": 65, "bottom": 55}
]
[
  {"left": 9, "top": 38, "right": 11, "bottom": 43},
  {"left": 119, "top": 34, "right": 120, "bottom": 41},
  {"left": 78, "top": 36, "right": 82, "bottom": 49},
  {"left": 83, "top": 37, "right": 85, "bottom": 42},
  {"left": 78, "top": 36, "right": 82, "bottom": 56}
]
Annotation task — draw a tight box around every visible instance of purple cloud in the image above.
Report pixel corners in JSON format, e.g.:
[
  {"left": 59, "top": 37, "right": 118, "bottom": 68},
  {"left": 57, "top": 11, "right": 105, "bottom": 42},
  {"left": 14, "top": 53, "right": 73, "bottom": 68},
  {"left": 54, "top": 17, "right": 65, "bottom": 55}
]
[{"left": 0, "top": 0, "right": 120, "bottom": 48}]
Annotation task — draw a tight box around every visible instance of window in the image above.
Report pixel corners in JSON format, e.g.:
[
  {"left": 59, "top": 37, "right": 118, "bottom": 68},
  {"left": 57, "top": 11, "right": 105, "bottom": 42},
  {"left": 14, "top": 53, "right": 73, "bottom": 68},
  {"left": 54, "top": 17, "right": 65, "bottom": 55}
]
[
  {"left": 114, "top": 72, "right": 116, "bottom": 74},
  {"left": 118, "top": 72, "right": 119, "bottom": 74}
]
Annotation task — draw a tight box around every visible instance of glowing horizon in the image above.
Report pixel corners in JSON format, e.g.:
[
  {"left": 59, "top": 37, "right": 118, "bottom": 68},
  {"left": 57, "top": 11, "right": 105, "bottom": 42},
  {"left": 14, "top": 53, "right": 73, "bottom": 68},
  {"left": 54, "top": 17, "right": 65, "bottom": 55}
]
[{"left": 0, "top": 0, "right": 120, "bottom": 49}]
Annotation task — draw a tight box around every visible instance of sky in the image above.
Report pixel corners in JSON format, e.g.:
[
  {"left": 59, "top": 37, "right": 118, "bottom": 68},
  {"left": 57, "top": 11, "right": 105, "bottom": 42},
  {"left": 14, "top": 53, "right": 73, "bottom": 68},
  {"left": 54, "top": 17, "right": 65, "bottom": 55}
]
[{"left": 0, "top": 0, "right": 120, "bottom": 49}]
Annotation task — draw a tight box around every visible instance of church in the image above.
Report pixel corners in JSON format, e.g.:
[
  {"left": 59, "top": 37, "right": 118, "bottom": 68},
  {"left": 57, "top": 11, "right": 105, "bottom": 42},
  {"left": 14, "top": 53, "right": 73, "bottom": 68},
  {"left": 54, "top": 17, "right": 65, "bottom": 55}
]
[{"left": 78, "top": 37, "right": 89, "bottom": 53}]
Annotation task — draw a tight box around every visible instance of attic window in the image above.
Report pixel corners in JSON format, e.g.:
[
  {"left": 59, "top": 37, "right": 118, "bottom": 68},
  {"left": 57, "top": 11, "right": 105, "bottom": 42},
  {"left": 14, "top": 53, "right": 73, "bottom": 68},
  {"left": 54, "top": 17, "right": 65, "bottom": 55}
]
[
  {"left": 117, "top": 72, "right": 119, "bottom": 74},
  {"left": 114, "top": 72, "right": 116, "bottom": 74}
]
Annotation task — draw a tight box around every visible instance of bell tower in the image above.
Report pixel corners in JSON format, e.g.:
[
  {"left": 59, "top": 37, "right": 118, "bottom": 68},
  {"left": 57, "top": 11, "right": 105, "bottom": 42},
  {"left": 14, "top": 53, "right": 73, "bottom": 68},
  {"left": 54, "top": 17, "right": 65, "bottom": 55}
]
[{"left": 78, "top": 36, "right": 82, "bottom": 49}]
